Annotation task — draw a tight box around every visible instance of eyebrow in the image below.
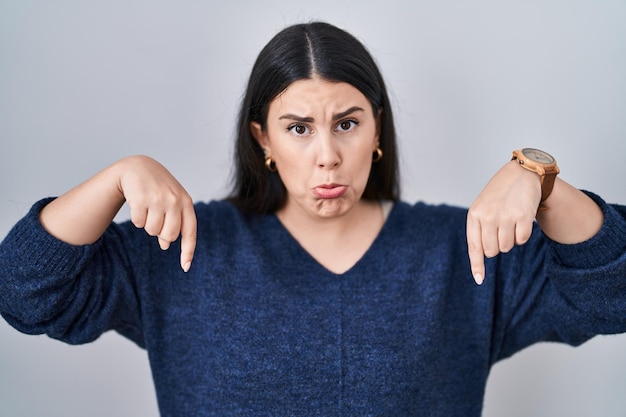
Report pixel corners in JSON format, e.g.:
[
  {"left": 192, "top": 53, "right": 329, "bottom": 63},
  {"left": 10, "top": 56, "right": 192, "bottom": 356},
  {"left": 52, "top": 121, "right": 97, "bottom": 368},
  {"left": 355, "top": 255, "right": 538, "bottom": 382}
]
[{"left": 278, "top": 106, "right": 365, "bottom": 122}]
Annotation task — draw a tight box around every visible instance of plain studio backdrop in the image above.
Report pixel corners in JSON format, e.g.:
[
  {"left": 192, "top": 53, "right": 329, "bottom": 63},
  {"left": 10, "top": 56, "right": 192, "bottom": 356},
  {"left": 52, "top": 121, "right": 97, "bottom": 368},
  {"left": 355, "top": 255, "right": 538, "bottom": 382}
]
[{"left": 1, "top": 1, "right": 625, "bottom": 416}]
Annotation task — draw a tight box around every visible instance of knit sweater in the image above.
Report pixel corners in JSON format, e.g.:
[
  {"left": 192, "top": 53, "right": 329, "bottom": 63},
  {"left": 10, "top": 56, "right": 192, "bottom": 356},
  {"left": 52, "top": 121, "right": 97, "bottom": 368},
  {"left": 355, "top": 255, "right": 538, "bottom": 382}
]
[{"left": 1, "top": 194, "right": 626, "bottom": 416}]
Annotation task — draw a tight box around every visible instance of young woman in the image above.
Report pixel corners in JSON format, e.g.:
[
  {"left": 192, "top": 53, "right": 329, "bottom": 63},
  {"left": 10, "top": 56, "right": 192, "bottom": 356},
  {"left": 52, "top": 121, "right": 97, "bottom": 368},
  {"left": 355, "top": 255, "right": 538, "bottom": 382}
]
[{"left": 1, "top": 21, "right": 625, "bottom": 416}]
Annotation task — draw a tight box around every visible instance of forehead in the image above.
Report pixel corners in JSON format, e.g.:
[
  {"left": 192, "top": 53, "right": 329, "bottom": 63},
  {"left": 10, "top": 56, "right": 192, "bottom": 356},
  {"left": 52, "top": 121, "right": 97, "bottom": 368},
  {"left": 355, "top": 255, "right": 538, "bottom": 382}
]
[{"left": 269, "top": 78, "right": 370, "bottom": 116}]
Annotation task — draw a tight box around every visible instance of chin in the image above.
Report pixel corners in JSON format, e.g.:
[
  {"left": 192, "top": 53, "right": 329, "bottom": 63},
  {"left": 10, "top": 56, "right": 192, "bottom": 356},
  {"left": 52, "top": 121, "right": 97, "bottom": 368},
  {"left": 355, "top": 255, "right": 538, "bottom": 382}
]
[{"left": 314, "top": 197, "right": 355, "bottom": 218}]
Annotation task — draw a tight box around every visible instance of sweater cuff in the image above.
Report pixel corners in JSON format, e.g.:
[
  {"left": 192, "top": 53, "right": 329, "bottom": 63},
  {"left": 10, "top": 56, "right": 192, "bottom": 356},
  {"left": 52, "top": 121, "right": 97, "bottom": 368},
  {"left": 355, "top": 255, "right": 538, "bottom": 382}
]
[
  {"left": 7, "top": 198, "right": 101, "bottom": 274},
  {"left": 550, "top": 191, "right": 626, "bottom": 270}
]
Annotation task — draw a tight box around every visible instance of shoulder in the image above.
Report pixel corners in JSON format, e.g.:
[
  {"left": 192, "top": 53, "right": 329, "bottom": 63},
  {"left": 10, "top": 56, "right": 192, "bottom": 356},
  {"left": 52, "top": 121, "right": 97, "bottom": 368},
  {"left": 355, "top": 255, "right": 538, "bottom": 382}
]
[
  {"left": 193, "top": 199, "right": 277, "bottom": 242},
  {"left": 392, "top": 199, "right": 468, "bottom": 216},
  {"left": 194, "top": 199, "right": 241, "bottom": 220},
  {"left": 377, "top": 200, "right": 470, "bottom": 258},
  {"left": 390, "top": 200, "right": 468, "bottom": 233},
  {"left": 193, "top": 199, "right": 267, "bottom": 226}
]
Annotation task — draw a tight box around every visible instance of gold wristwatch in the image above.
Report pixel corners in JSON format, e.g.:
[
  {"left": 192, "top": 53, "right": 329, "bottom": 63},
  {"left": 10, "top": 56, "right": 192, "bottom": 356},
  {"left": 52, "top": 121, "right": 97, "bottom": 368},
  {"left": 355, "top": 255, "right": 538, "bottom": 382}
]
[{"left": 511, "top": 148, "right": 560, "bottom": 205}]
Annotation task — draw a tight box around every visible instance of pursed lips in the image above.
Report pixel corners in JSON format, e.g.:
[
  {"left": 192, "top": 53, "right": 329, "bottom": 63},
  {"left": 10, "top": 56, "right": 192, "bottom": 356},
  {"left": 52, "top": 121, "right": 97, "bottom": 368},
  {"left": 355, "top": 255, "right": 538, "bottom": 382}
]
[{"left": 312, "top": 183, "right": 348, "bottom": 199}]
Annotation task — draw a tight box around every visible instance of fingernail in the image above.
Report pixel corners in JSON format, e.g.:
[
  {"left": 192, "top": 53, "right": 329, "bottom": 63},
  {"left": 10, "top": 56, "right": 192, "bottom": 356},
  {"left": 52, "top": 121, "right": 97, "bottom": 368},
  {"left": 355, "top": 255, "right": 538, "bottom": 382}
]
[
  {"left": 182, "top": 262, "right": 191, "bottom": 273},
  {"left": 473, "top": 273, "right": 484, "bottom": 285}
]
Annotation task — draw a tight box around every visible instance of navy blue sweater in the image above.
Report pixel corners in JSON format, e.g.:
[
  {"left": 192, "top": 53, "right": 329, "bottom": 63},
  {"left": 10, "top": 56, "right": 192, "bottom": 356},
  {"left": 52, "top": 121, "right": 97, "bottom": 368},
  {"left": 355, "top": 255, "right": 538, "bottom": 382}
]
[{"left": 1, "top": 194, "right": 626, "bottom": 416}]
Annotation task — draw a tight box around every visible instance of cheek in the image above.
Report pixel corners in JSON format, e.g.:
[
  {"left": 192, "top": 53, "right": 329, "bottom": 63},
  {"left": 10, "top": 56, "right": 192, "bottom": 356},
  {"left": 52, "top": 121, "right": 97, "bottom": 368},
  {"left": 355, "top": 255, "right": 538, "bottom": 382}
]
[
  {"left": 356, "top": 162, "right": 374, "bottom": 188},
  {"left": 274, "top": 147, "right": 306, "bottom": 174},
  {"left": 274, "top": 151, "right": 311, "bottom": 192},
  {"left": 348, "top": 149, "right": 375, "bottom": 188}
]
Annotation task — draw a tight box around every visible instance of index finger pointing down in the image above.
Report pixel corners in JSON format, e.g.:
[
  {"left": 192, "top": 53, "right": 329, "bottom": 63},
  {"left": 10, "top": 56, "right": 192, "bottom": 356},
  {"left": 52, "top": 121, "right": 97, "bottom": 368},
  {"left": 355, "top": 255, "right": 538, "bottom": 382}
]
[
  {"left": 180, "top": 204, "right": 197, "bottom": 272},
  {"left": 466, "top": 215, "right": 486, "bottom": 285}
]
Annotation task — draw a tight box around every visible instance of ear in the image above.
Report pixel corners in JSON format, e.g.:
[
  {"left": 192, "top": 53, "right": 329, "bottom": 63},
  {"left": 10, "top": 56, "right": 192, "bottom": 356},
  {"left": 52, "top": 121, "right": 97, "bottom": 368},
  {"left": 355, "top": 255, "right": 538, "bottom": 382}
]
[{"left": 250, "top": 121, "right": 270, "bottom": 151}]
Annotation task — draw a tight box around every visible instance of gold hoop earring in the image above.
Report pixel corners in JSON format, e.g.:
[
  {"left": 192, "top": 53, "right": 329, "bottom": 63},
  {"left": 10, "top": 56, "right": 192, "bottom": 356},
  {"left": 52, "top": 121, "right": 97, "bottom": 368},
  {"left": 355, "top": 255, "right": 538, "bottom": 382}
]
[
  {"left": 265, "top": 156, "right": 277, "bottom": 172},
  {"left": 372, "top": 147, "right": 383, "bottom": 162}
]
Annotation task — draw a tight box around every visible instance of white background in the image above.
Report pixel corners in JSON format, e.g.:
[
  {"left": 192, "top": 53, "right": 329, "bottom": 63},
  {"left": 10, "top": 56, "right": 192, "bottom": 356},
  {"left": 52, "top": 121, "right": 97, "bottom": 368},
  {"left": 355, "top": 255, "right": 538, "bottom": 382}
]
[{"left": 1, "top": 1, "right": 625, "bottom": 416}]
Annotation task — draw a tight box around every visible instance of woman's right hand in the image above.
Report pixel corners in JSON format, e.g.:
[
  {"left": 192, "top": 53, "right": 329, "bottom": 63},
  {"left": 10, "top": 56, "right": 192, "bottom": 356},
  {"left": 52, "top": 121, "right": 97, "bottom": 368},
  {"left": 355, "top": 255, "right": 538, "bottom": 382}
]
[
  {"left": 40, "top": 155, "right": 197, "bottom": 272},
  {"left": 118, "top": 155, "right": 197, "bottom": 271}
]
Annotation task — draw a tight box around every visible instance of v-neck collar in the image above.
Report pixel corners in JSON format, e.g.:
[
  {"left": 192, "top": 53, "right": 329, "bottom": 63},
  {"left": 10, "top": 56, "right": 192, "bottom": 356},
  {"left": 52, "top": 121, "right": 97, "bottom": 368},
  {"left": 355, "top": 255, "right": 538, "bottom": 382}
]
[{"left": 265, "top": 202, "right": 397, "bottom": 278}]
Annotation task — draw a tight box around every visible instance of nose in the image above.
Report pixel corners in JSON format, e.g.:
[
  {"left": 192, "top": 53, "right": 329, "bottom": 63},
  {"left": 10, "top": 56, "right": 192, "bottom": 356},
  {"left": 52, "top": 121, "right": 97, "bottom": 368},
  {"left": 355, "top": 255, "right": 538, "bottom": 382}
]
[{"left": 316, "top": 133, "right": 341, "bottom": 169}]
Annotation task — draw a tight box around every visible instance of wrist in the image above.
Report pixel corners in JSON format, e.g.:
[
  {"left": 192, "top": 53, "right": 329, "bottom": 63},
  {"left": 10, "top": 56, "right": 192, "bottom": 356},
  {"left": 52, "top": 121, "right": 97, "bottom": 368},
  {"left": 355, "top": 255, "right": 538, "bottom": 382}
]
[
  {"left": 511, "top": 148, "right": 560, "bottom": 206},
  {"left": 508, "top": 159, "right": 543, "bottom": 201}
]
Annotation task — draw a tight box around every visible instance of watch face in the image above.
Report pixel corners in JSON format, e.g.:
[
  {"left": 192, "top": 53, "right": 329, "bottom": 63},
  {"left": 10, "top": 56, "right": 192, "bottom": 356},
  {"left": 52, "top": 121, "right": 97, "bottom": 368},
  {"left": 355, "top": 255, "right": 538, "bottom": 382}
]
[{"left": 522, "top": 148, "right": 555, "bottom": 164}]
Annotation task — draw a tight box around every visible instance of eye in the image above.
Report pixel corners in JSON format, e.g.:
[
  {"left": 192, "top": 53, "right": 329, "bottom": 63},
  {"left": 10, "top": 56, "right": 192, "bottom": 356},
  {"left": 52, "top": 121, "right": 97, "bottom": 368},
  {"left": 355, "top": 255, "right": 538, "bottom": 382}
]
[
  {"left": 336, "top": 119, "right": 359, "bottom": 133},
  {"left": 287, "top": 123, "right": 310, "bottom": 136}
]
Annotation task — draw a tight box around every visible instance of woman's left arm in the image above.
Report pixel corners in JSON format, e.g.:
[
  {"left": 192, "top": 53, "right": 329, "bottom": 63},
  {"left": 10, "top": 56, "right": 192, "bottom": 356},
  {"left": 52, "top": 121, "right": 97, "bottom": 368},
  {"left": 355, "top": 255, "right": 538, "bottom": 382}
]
[
  {"left": 534, "top": 176, "right": 603, "bottom": 243},
  {"left": 467, "top": 159, "right": 604, "bottom": 285}
]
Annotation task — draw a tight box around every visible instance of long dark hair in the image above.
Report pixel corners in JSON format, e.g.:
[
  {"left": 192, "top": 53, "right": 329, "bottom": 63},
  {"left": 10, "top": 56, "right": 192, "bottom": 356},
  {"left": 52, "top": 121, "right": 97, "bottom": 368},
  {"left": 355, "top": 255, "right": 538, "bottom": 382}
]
[{"left": 229, "top": 21, "right": 400, "bottom": 214}]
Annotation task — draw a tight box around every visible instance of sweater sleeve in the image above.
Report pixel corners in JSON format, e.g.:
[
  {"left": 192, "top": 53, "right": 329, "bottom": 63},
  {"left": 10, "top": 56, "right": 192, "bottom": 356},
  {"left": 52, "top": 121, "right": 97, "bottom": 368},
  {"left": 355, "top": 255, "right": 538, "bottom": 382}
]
[
  {"left": 0, "top": 198, "right": 146, "bottom": 348},
  {"left": 547, "top": 192, "right": 626, "bottom": 333},
  {"left": 491, "top": 192, "right": 626, "bottom": 361}
]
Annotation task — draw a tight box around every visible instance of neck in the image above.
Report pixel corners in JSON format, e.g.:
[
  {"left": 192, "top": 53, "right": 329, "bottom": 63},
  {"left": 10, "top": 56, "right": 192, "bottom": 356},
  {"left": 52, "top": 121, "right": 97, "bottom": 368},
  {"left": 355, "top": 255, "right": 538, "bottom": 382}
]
[
  {"left": 275, "top": 198, "right": 385, "bottom": 274},
  {"left": 277, "top": 198, "right": 379, "bottom": 236}
]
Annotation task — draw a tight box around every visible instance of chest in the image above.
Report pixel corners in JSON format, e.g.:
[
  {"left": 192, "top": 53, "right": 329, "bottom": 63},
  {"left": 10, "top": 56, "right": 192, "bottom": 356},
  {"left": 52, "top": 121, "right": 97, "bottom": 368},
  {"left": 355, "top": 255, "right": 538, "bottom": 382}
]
[{"left": 142, "top": 260, "right": 489, "bottom": 415}]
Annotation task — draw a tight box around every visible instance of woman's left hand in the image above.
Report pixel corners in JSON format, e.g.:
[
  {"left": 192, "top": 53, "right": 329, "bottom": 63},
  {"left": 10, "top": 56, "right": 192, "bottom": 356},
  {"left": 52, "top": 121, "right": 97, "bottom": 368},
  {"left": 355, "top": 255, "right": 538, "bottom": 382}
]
[{"left": 466, "top": 161, "right": 542, "bottom": 285}]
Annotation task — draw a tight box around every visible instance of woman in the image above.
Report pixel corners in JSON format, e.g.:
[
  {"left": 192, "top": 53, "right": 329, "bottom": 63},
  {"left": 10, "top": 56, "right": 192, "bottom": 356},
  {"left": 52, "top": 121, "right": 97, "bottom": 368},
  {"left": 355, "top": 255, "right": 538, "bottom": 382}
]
[{"left": 1, "top": 21, "right": 625, "bottom": 416}]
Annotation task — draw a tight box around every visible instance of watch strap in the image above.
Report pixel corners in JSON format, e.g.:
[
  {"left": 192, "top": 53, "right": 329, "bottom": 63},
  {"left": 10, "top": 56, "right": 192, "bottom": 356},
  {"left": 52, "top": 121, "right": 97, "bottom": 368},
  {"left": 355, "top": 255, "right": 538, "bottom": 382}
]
[
  {"left": 511, "top": 149, "right": 560, "bottom": 206},
  {"left": 538, "top": 168, "right": 557, "bottom": 203}
]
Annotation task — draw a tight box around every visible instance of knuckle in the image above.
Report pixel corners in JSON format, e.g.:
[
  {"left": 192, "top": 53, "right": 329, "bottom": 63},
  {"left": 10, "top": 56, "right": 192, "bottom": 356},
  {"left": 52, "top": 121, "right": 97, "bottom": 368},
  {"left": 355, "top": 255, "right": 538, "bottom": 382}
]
[
  {"left": 151, "top": 193, "right": 171, "bottom": 208},
  {"left": 186, "top": 229, "right": 198, "bottom": 240},
  {"left": 468, "top": 242, "right": 482, "bottom": 254},
  {"left": 467, "top": 207, "right": 483, "bottom": 222},
  {"left": 130, "top": 213, "right": 146, "bottom": 228},
  {"left": 482, "top": 213, "right": 498, "bottom": 224},
  {"left": 182, "top": 193, "right": 194, "bottom": 206},
  {"left": 470, "top": 210, "right": 498, "bottom": 226}
]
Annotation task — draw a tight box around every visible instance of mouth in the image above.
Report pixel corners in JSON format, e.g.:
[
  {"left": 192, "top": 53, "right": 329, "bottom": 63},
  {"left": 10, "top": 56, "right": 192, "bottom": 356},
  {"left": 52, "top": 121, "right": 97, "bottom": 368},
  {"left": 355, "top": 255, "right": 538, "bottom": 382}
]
[{"left": 312, "top": 183, "right": 348, "bottom": 199}]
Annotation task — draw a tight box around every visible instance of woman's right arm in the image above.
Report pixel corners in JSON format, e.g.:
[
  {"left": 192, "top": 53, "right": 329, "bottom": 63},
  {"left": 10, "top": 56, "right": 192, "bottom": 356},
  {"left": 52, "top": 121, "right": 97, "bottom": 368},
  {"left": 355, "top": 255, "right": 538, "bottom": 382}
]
[{"left": 40, "top": 155, "right": 196, "bottom": 271}]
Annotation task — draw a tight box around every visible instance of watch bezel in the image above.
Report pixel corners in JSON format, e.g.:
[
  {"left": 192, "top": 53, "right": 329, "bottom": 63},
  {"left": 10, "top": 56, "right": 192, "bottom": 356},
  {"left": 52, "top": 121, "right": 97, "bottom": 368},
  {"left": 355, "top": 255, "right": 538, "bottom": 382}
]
[{"left": 520, "top": 147, "right": 556, "bottom": 165}]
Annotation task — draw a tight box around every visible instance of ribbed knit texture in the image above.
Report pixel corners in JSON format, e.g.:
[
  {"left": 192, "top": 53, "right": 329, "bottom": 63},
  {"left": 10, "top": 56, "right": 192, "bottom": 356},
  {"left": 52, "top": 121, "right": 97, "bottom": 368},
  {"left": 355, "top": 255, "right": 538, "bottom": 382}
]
[{"left": 1, "top": 193, "right": 625, "bottom": 416}]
